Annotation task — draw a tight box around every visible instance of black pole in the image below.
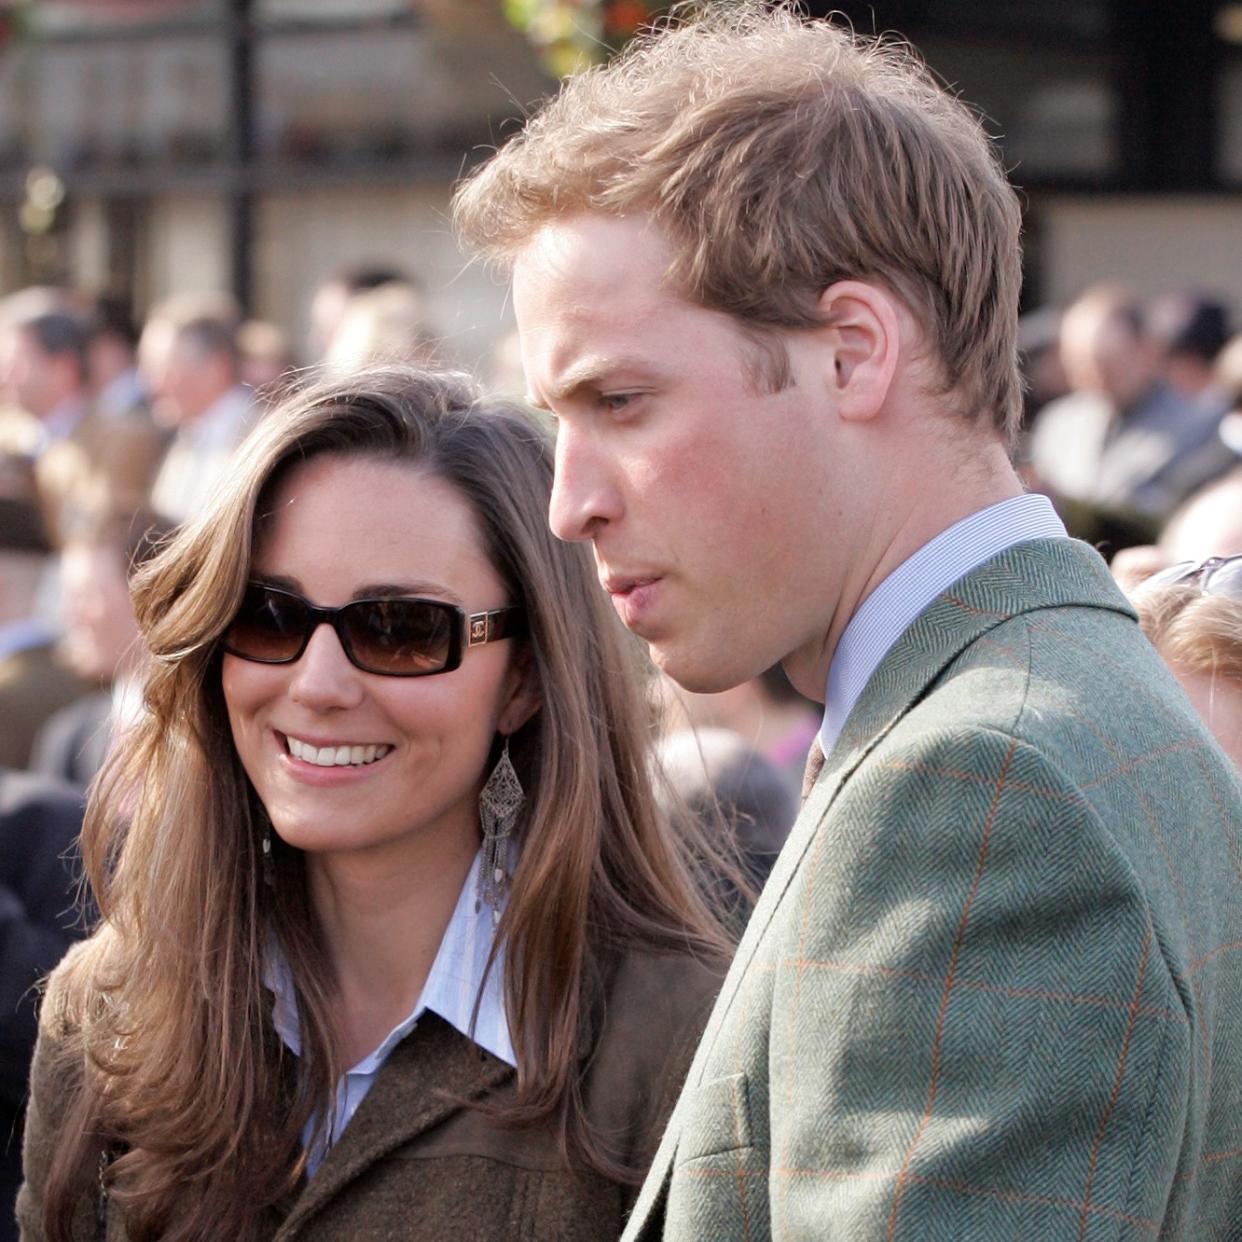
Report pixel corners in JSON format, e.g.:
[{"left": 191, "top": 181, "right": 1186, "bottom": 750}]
[
  {"left": 1114, "top": 0, "right": 1218, "bottom": 191},
  {"left": 227, "top": 0, "right": 254, "bottom": 314}
]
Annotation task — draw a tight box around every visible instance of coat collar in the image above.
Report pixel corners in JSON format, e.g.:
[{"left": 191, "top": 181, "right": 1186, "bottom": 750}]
[
  {"left": 819, "top": 537, "right": 1134, "bottom": 798},
  {"left": 759, "top": 538, "right": 1133, "bottom": 976},
  {"left": 275, "top": 1013, "right": 514, "bottom": 1238}
]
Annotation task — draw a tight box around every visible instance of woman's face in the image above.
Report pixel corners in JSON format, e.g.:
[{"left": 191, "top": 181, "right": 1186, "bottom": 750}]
[
  {"left": 222, "top": 453, "right": 533, "bottom": 865},
  {"left": 1167, "top": 660, "right": 1242, "bottom": 772}
]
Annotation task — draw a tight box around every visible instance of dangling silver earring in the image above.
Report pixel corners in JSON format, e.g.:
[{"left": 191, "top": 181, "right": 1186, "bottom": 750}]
[
  {"left": 476, "top": 737, "right": 523, "bottom": 922},
  {"left": 261, "top": 823, "right": 276, "bottom": 888}
]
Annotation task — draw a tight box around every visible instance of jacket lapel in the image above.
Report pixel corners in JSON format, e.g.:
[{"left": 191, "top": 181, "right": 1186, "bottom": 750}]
[
  {"left": 820, "top": 536, "right": 1134, "bottom": 789},
  {"left": 625, "top": 538, "right": 1135, "bottom": 1237},
  {"left": 276, "top": 1013, "right": 514, "bottom": 1237}
]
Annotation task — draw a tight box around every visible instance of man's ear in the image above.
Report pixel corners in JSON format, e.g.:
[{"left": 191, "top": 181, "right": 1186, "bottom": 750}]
[
  {"left": 816, "top": 279, "right": 901, "bottom": 422},
  {"left": 498, "top": 648, "right": 542, "bottom": 736}
]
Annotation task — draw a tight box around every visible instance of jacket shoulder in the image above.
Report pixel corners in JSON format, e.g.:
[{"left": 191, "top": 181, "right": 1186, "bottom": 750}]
[
  {"left": 17, "top": 941, "right": 103, "bottom": 1242},
  {"left": 39, "top": 939, "right": 99, "bottom": 1038}
]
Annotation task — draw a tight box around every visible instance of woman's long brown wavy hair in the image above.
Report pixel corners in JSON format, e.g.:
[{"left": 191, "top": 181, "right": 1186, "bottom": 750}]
[{"left": 43, "top": 367, "right": 738, "bottom": 1242}]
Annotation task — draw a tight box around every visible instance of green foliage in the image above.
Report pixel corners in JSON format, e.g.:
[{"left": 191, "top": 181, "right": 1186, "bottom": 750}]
[{"left": 504, "top": 0, "right": 664, "bottom": 77}]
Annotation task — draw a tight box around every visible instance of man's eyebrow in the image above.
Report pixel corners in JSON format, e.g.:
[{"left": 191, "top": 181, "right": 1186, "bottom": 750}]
[{"left": 533, "top": 356, "right": 646, "bottom": 408}]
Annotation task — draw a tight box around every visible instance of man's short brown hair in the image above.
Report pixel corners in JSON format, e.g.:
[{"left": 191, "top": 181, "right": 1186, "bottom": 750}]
[{"left": 454, "top": 2, "right": 1024, "bottom": 441}]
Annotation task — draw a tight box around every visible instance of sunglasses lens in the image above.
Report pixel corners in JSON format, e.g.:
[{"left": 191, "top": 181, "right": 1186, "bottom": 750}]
[
  {"left": 343, "top": 599, "right": 455, "bottom": 674},
  {"left": 1143, "top": 560, "right": 1199, "bottom": 591},
  {"left": 1204, "top": 557, "right": 1242, "bottom": 601},
  {"left": 224, "top": 585, "right": 309, "bottom": 663}
]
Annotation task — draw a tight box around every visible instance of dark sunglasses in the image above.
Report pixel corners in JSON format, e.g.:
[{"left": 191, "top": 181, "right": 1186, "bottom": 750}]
[
  {"left": 222, "top": 583, "right": 524, "bottom": 677},
  {"left": 1144, "top": 554, "right": 1242, "bottom": 601}
]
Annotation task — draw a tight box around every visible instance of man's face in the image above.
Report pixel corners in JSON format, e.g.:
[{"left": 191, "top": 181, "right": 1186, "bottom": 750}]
[
  {"left": 1, "top": 328, "right": 60, "bottom": 418},
  {"left": 1061, "top": 310, "right": 1154, "bottom": 409},
  {"left": 308, "top": 280, "right": 350, "bottom": 361},
  {"left": 154, "top": 337, "right": 230, "bottom": 426},
  {"left": 513, "top": 213, "right": 848, "bottom": 694}
]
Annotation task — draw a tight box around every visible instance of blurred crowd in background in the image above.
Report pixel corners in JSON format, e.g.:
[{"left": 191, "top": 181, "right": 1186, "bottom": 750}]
[
  {"left": 3, "top": 261, "right": 1242, "bottom": 1231},
  {"left": 3, "top": 270, "right": 1241, "bottom": 792}
]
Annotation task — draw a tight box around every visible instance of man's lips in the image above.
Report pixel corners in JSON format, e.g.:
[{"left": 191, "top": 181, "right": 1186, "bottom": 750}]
[
  {"left": 601, "top": 573, "right": 660, "bottom": 596},
  {"left": 600, "top": 574, "right": 663, "bottom": 629}
]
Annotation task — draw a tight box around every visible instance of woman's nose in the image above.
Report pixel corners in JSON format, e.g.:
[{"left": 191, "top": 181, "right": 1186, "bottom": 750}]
[{"left": 287, "top": 622, "right": 366, "bottom": 712}]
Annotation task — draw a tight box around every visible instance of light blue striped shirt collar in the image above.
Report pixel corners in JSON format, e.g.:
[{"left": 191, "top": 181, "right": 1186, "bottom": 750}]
[
  {"left": 265, "top": 849, "right": 514, "bottom": 1174},
  {"left": 819, "top": 493, "right": 1067, "bottom": 756}
]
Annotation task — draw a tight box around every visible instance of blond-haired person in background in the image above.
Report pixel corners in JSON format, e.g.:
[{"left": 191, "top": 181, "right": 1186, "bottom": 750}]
[{"left": 1131, "top": 556, "right": 1242, "bottom": 770}]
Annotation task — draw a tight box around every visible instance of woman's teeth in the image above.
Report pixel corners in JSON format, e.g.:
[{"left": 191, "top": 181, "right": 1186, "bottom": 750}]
[{"left": 286, "top": 737, "right": 392, "bottom": 767}]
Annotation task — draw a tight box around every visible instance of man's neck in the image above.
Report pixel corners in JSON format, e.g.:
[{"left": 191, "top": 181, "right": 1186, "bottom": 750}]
[
  {"left": 786, "top": 438, "right": 1024, "bottom": 701},
  {"left": 185, "top": 384, "right": 237, "bottom": 426}
]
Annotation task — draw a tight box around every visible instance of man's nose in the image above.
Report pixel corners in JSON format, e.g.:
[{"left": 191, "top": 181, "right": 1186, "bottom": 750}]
[{"left": 548, "top": 423, "right": 623, "bottom": 543}]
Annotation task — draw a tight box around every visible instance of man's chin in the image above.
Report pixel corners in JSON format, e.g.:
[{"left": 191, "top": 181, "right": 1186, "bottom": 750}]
[{"left": 649, "top": 641, "right": 753, "bottom": 695}]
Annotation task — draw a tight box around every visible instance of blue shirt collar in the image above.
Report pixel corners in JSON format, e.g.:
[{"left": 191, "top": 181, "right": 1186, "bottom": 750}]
[
  {"left": 819, "top": 493, "right": 1067, "bottom": 756},
  {"left": 265, "top": 848, "right": 515, "bottom": 1072}
]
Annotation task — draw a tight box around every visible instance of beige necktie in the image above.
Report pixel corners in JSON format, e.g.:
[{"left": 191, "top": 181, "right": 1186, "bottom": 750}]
[{"left": 800, "top": 737, "right": 826, "bottom": 805}]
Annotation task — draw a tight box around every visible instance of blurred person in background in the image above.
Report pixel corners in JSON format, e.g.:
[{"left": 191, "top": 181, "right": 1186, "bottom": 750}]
[
  {"left": 0, "top": 289, "right": 73, "bottom": 459},
  {"left": 1146, "top": 292, "right": 1239, "bottom": 490},
  {"left": 1111, "top": 465, "right": 1242, "bottom": 592},
  {"left": 0, "top": 308, "right": 87, "bottom": 455},
  {"left": 656, "top": 726, "right": 795, "bottom": 904},
  {"left": 0, "top": 295, "right": 162, "bottom": 544},
  {"left": 79, "top": 294, "right": 167, "bottom": 508},
  {"left": 656, "top": 664, "right": 820, "bottom": 803},
  {"left": 1028, "top": 283, "right": 1227, "bottom": 529},
  {"left": 31, "top": 506, "right": 170, "bottom": 789},
  {"left": 0, "top": 487, "right": 93, "bottom": 770},
  {"left": 0, "top": 767, "right": 85, "bottom": 1242},
  {"left": 1109, "top": 337, "right": 1242, "bottom": 590},
  {"left": 1130, "top": 557, "right": 1242, "bottom": 770},
  {"left": 36, "top": 297, "right": 167, "bottom": 542},
  {"left": 306, "top": 264, "right": 410, "bottom": 363},
  {"left": 1161, "top": 466, "right": 1242, "bottom": 561},
  {"left": 1215, "top": 330, "right": 1242, "bottom": 458},
  {"left": 1149, "top": 292, "right": 1233, "bottom": 413},
  {"left": 142, "top": 299, "right": 257, "bottom": 523},
  {"left": 1015, "top": 304, "right": 1069, "bottom": 436},
  {"left": 0, "top": 309, "right": 91, "bottom": 536},
  {"left": 83, "top": 295, "right": 148, "bottom": 423},
  {"left": 18, "top": 367, "right": 733, "bottom": 1242},
  {"left": 320, "top": 281, "right": 439, "bottom": 377},
  {"left": 239, "top": 318, "right": 298, "bottom": 403}
]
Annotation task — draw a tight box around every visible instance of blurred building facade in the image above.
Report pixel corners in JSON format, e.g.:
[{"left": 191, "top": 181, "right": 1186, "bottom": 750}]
[
  {"left": 0, "top": 0, "right": 1240, "bottom": 365},
  {"left": 0, "top": 0, "right": 550, "bottom": 367}
]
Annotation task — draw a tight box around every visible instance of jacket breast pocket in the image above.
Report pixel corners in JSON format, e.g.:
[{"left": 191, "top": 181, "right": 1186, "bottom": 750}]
[{"left": 675, "top": 1071, "right": 753, "bottom": 1164}]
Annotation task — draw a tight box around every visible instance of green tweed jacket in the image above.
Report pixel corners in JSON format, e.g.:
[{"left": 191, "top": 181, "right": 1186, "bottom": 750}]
[{"left": 622, "top": 538, "right": 1242, "bottom": 1241}]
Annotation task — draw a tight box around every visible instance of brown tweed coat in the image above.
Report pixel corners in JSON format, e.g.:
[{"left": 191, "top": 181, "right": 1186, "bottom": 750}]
[{"left": 17, "top": 946, "right": 724, "bottom": 1241}]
